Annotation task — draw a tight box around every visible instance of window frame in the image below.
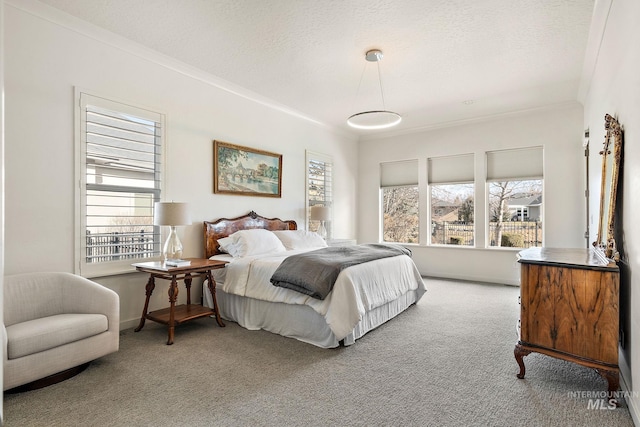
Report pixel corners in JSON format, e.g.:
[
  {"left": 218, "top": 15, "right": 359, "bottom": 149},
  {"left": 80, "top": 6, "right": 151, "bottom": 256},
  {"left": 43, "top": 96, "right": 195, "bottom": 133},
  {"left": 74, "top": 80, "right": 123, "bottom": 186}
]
[
  {"left": 380, "top": 159, "right": 420, "bottom": 244},
  {"left": 381, "top": 184, "right": 420, "bottom": 244},
  {"left": 377, "top": 149, "right": 543, "bottom": 250},
  {"left": 485, "top": 146, "right": 544, "bottom": 249},
  {"left": 75, "top": 90, "right": 165, "bottom": 277},
  {"left": 306, "top": 150, "right": 333, "bottom": 239},
  {"left": 427, "top": 154, "right": 475, "bottom": 247},
  {"left": 429, "top": 181, "right": 475, "bottom": 247}
]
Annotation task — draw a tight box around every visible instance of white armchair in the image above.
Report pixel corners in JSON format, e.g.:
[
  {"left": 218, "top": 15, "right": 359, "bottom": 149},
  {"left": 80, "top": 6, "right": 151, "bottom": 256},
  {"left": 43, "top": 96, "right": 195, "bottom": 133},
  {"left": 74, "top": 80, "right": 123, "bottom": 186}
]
[{"left": 3, "top": 272, "right": 119, "bottom": 391}]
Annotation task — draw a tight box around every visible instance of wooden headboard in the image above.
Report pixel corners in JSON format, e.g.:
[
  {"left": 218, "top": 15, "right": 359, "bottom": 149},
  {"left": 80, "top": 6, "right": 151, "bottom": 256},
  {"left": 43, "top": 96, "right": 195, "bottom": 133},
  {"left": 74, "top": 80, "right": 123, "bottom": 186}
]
[{"left": 203, "top": 211, "right": 297, "bottom": 258}]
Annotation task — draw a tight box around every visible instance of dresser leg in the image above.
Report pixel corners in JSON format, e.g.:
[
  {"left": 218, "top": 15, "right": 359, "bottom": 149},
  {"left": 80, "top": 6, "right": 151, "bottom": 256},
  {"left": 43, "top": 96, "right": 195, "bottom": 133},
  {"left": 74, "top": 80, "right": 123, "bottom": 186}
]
[
  {"left": 514, "top": 344, "right": 531, "bottom": 379},
  {"left": 597, "top": 368, "right": 620, "bottom": 406}
]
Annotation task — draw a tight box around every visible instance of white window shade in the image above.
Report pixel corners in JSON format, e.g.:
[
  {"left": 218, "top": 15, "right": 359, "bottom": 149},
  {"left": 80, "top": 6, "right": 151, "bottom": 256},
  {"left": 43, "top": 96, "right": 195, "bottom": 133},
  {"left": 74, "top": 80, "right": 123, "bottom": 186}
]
[
  {"left": 428, "top": 154, "right": 474, "bottom": 184},
  {"left": 380, "top": 159, "right": 418, "bottom": 187},
  {"left": 486, "top": 147, "right": 543, "bottom": 181}
]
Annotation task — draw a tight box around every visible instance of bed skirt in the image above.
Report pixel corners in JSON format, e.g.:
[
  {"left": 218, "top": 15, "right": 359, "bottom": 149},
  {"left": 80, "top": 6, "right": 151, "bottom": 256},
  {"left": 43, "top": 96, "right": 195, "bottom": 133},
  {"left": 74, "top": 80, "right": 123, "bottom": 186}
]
[{"left": 203, "top": 287, "right": 421, "bottom": 348}]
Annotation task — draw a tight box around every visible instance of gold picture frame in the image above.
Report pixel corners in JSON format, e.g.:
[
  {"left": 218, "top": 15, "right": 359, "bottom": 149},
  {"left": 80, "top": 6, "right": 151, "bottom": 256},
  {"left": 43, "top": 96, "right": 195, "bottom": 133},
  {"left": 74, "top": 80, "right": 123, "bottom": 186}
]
[{"left": 213, "top": 140, "right": 282, "bottom": 198}]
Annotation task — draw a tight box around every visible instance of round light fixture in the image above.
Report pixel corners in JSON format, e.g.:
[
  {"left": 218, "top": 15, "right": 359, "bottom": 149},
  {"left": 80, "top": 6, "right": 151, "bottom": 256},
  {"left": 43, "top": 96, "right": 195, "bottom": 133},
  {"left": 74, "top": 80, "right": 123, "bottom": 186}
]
[
  {"left": 347, "top": 49, "right": 401, "bottom": 130},
  {"left": 347, "top": 111, "right": 402, "bottom": 130}
]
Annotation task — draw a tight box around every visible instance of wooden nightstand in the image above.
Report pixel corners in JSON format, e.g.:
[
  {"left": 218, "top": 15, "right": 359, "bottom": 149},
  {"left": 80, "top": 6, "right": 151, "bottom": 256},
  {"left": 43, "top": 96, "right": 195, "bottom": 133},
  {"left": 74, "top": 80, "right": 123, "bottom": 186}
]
[{"left": 133, "top": 258, "right": 227, "bottom": 345}]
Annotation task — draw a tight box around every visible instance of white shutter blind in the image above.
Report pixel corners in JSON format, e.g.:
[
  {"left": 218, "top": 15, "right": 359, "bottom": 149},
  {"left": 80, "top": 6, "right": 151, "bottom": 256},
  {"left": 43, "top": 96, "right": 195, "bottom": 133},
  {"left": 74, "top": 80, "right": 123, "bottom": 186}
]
[
  {"left": 428, "top": 154, "right": 474, "bottom": 184},
  {"left": 486, "top": 147, "right": 543, "bottom": 181},
  {"left": 307, "top": 151, "right": 333, "bottom": 207},
  {"left": 85, "top": 104, "right": 161, "bottom": 188},
  {"left": 306, "top": 151, "right": 333, "bottom": 239},
  {"left": 380, "top": 159, "right": 418, "bottom": 187},
  {"left": 80, "top": 93, "right": 163, "bottom": 270}
]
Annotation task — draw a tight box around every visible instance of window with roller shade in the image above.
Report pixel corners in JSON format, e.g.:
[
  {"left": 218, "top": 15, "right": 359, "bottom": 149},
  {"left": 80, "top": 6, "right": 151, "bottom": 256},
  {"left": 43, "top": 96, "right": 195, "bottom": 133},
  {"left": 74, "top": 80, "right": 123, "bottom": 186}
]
[
  {"left": 77, "top": 92, "right": 164, "bottom": 277},
  {"left": 381, "top": 159, "right": 419, "bottom": 243},
  {"left": 486, "top": 147, "right": 543, "bottom": 248},
  {"left": 428, "top": 154, "right": 474, "bottom": 246}
]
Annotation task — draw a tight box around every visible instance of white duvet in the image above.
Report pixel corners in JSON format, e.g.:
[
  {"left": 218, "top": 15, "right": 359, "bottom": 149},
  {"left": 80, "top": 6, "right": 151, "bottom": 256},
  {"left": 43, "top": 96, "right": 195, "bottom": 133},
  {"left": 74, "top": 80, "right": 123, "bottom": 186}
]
[{"left": 213, "top": 248, "right": 426, "bottom": 340}]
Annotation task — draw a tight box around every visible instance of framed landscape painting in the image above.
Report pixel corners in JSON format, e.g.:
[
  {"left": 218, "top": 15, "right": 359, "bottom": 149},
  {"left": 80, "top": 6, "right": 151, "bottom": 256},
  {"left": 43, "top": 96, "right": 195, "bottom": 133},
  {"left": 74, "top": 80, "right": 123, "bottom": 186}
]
[{"left": 213, "top": 140, "right": 282, "bottom": 197}]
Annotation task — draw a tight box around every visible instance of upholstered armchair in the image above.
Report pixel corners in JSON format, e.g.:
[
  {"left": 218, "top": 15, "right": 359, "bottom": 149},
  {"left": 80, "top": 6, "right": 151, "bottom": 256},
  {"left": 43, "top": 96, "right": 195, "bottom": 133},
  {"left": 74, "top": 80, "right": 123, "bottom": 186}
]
[{"left": 3, "top": 272, "right": 120, "bottom": 391}]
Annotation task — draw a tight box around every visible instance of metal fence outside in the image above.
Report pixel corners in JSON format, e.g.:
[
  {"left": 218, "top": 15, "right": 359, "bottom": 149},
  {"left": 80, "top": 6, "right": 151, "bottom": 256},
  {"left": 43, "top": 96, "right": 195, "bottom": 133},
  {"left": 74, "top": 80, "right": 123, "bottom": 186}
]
[
  {"left": 86, "top": 230, "right": 157, "bottom": 263},
  {"left": 432, "top": 220, "right": 542, "bottom": 248}
]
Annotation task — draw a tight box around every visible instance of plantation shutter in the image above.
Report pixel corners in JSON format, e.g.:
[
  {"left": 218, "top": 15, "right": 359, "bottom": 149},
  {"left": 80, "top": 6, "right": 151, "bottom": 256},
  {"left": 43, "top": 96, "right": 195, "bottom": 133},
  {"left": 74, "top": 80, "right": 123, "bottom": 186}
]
[
  {"left": 79, "top": 93, "right": 164, "bottom": 276},
  {"left": 306, "top": 151, "right": 333, "bottom": 238},
  {"left": 307, "top": 151, "right": 333, "bottom": 208}
]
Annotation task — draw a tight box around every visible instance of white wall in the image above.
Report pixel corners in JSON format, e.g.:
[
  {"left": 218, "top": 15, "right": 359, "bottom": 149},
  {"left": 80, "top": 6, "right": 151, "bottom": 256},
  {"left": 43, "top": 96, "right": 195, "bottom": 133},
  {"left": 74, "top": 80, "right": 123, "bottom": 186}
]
[
  {"left": 358, "top": 104, "right": 586, "bottom": 285},
  {"left": 3, "top": 2, "right": 357, "bottom": 328},
  {"left": 582, "top": 0, "right": 640, "bottom": 420}
]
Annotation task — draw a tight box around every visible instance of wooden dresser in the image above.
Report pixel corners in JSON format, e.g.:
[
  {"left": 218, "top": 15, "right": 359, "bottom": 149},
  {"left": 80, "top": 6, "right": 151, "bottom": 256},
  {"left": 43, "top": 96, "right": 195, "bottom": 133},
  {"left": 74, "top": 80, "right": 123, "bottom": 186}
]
[{"left": 514, "top": 247, "right": 620, "bottom": 396}]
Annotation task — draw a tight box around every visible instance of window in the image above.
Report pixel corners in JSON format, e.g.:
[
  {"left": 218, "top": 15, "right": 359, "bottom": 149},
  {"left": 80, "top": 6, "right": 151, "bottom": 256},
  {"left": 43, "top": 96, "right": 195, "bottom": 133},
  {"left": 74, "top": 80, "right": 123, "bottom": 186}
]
[
  {"left": 381, "top": 160, "right": 419, "bottom": 243},
  {"left": 77, "top": 92, "right": 164, "bottom": 277},
  {"left": 428, "top": 154, "right": 475, "bottom": 246},
  {"left": 306, "top": 151, "right": 333, "bottom": 239},
  {"left": 486, "top": 147, "right": 543, "bottom": 248}
]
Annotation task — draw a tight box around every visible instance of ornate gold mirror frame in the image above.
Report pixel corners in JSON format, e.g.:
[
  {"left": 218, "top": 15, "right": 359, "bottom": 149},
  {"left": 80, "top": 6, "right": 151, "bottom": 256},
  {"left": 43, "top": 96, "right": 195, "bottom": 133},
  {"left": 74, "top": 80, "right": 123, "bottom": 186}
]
[{"left": 594, "top": 114, "right": 622, "bottom": 261}]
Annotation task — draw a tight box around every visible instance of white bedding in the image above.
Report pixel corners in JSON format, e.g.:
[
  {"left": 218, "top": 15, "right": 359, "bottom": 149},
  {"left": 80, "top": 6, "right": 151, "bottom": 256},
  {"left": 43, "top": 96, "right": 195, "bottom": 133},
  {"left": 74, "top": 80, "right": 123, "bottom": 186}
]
[{"left": 207, "top": 248, "right": 426, "bottom": 341}]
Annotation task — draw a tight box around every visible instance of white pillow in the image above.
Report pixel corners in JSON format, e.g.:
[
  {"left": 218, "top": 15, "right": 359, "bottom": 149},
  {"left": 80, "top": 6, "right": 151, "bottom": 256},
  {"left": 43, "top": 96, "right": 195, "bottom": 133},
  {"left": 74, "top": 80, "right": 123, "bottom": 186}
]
[
  {"left": 216, "top": 236, "right": 236, "bottom": 254},
  {"left": 272, "top": 230, "right": 328, "bottom": 250},
  {"left": 226, "top": 229, "right": 286, "bottom": 257}
]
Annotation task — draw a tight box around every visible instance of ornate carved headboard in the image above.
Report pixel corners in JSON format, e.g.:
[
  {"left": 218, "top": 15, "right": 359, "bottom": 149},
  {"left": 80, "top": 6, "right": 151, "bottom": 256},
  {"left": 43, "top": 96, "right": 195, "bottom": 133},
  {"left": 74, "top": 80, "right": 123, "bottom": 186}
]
[{"left": 203, "top": 210, "right": 297, "bottom": 258}]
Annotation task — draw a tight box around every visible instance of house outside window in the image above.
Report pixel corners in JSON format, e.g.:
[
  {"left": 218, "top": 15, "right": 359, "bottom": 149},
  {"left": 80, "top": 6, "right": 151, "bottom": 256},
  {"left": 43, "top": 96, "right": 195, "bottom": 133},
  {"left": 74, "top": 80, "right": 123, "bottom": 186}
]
[
  {"left": 428, "top": 154, "right": 474, "bottom": 246},
  {"left": 381, "top": 159, "right": 419, "bottom": 244},
  {"left": 76, "top": 92, "right": 164, "bottom": 277},
  {"left": 487, "top": 147, "right": 543, "bottom": 248}
]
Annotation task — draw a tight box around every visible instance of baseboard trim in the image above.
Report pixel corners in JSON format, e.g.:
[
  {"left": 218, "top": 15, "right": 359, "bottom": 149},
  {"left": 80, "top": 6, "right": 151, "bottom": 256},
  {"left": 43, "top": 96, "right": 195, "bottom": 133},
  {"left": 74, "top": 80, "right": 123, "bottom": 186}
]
[
  {"left": 621, "top": 371, "right": 639, "bottom": 426},
  {"left": 120, "top": 318, "right": 141, "bottom": 331}
]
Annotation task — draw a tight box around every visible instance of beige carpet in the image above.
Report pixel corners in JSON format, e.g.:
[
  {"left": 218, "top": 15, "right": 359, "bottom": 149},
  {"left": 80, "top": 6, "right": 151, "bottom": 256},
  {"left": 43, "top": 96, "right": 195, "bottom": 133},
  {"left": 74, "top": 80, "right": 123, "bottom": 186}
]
[{"left": 3, "top": 278, "right": 634, "bottom": 426}]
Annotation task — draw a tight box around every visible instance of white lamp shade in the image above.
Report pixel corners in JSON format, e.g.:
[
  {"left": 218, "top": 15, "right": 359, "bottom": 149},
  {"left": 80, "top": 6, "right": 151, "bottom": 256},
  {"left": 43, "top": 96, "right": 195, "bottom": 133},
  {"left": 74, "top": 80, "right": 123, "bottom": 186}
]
[
  {"left": 310, "top": 206, "right": 331, "bottom": 221},
  {"left": 154, "top": 202, "right": 191, "bottom": 226}
]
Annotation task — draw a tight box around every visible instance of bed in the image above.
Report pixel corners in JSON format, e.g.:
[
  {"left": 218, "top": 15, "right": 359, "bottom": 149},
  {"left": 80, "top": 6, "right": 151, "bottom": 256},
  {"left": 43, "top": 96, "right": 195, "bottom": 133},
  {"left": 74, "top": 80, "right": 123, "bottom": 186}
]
[{"left": 202, "top": 211, "right": 426, "bottom": 348}]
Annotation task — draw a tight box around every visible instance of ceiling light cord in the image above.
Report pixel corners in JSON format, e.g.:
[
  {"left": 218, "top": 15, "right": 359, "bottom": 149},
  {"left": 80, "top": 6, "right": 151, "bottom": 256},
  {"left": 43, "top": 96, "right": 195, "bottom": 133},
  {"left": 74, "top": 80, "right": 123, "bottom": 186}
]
[
  {"left": 350, "top": 60, "right": 368, "bottom": 114},
  {"left": 346, "top": 49, "right": 401, "bottom": 130},
  {"left": 376, "top": 60, "right": 387, "bottom": 111}
]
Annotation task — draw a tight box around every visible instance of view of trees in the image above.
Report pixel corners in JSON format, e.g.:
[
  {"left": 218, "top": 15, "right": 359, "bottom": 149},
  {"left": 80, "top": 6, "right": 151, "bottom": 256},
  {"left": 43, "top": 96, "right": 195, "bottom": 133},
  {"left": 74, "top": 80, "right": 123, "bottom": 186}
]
[
  {"left": 382, "top": 186, "right": 419, "bottom": 243},
  {"left": 489, "top": 180, "right": 542, "bottom": 246},
  {"left": 382, "top": 179, "right": 542, "bottom": 248}
]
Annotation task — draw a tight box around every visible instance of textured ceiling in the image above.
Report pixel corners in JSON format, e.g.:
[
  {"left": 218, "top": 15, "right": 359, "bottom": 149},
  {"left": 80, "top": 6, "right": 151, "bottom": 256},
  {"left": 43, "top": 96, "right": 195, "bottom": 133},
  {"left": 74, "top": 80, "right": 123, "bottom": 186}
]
[{"left": 38, "top": 0, "right": 595, "bottom": 137}]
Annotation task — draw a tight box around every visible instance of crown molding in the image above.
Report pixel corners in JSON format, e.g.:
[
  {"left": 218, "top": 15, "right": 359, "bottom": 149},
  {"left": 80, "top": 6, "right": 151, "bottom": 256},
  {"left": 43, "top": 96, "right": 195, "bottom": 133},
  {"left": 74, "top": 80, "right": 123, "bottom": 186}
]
[
  {"left": 577, "top": 0, "right": 614, "bottom": 103},
  {"left": 6, "top": 0, "right": 356, "bottom": 140},
  {"left": 359, "top": 101, "right": 583, "bottom": 142}
]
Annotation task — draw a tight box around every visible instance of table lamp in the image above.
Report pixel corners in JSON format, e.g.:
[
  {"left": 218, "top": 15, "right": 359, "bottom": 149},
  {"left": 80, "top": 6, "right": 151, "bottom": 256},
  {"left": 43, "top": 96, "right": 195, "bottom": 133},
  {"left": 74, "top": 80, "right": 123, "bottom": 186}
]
[
  {"left": 310, "top": 205, "right": 330, "bottom": 239},
  {"left": 154, "top": 202, "right": 191, "bottom": 261}
]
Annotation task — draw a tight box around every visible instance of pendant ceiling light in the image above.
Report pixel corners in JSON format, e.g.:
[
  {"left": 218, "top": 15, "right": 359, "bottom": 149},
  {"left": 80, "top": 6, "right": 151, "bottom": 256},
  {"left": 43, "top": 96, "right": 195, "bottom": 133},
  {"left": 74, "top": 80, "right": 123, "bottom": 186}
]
[{"left": 347, "top": 49, "right": 402, "bottom": 130}]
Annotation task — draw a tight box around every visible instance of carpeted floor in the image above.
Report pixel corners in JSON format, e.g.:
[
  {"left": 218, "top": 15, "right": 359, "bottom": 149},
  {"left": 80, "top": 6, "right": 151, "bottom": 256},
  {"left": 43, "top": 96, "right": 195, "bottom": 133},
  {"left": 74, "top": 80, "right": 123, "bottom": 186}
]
[{"left": 3, "top": 278, "right": 634, "bottom": 426}]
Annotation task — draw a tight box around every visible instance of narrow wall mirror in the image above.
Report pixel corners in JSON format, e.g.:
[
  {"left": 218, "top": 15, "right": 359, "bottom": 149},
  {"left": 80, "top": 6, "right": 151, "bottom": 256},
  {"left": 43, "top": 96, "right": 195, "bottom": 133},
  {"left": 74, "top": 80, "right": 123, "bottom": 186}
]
[{"left": 594, "top": 114, "right": 622, "bottom": 261}]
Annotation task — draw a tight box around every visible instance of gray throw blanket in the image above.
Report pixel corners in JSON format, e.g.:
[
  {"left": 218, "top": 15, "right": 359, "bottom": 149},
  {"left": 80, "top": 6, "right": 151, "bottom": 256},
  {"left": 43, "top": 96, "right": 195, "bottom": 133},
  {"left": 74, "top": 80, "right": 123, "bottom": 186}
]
[{"left": 270, "top": 243, "right": 411, "bottom": 300}]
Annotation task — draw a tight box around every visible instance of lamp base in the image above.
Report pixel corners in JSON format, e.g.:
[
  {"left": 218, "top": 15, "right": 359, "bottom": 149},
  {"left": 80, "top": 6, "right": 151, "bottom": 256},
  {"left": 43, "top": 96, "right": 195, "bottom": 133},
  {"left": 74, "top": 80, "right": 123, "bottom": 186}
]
[
  {"left": 162, "top": 226, "right": 184, "bottom": 261},
  {"left": 317, "top": 221, "right": 327, "bottom": 240}
]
